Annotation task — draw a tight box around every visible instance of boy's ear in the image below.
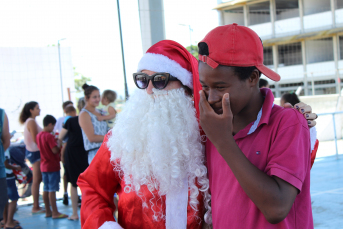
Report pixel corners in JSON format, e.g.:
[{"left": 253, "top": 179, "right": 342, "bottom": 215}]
[{"left": 249, "top": 69, "right": 260, "bottom": 87}]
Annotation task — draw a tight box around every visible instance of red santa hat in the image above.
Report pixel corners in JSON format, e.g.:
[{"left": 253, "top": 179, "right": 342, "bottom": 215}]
[{"left": 137, "top": 40, "right": 202, "bottom": 120}]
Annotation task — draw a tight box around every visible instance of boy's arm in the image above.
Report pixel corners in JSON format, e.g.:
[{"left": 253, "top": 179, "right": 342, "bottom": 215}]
[
  {"left": 4, "top": 159, "right": 21, "bottom": 171},
  {"left": 200, "top": 92, "right": 303, "bottom": 224},
  {"left": 1, "top": 112, "right": 11, "bottom": 151},
  {"left": 97, "top": 106, "right": 117, "bottom": 121}
]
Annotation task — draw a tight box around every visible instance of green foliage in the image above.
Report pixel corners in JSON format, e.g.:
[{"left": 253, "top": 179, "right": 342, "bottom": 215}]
[
  {"left": 186, "top": 45, "right": 199, "bottom": 60},
  {"left": 74, "top": 67, "right": 91, "bottom": 92}
]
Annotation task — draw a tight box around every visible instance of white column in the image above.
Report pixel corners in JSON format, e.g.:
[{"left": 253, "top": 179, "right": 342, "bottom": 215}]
[
  {"left": 301, "top": 40, "right": 308, "bottom": 95},
  {"left": 273, "top": 45, "right": 280, "bottom": 97},
  {"left": 331, "top": 0, "right": 336, "bottom": 28},
  {"left": 270, "top": 0, "right": 276, "bottom": 37},
  {"left": 333, "top": 35, "right": 340, "bottom": 93},
  {"left": 244, "top": 5, "right": 249, "bottom": 27},
  {"left": 298, "top": 0, "right": 304, "bottom": 33}
]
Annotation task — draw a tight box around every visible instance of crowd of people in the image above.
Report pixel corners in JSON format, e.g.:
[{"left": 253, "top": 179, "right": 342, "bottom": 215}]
[
  {"left": 0, "top": 87, "right": 117, "bottom": 228},
  {"left": 0, "top": 23, "right": 321, "bottom": 229}
]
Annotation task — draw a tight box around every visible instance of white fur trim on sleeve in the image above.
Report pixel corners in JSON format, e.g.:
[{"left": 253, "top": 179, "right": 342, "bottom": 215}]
[
  {"left": 99, "top": 221, "right": 123, "bottom": 229},
  {"left": 310, "top": 127, "right": 317, "bottom": 151},
  {"left": 137, "top": 53, "right": 193, "bottom": 90}
]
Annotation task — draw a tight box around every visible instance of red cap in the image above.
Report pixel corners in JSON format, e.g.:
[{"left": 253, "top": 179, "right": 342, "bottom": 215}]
[{"left": 198, "top": 23, "right": 280, "bottom": 82}]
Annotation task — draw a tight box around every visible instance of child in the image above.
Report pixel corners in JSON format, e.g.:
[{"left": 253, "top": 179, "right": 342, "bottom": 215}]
[
  {"left": 36, "top": 115, "right": 68, "bottom": 219},
  {"left": 197, "top": 24, "right": 313, "bottom": 228},
  {"left": 2, "top": 149, "right": 22, "bottom": 229},
  {"left": 97, "top": 90, "right": 117, "bottom": 129},
  {"left": 63, "top": 106, "right": 77, "bottom": 126}
]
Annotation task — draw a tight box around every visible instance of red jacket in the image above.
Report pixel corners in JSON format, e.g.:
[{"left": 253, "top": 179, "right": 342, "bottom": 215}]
[{"left": 77, "top": 135, "right": 204, "bottom": 229}]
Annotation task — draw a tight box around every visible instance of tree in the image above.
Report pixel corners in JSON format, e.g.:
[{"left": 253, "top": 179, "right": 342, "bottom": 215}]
[
  {"left": 186, "top": 45, "right": 199, "bottom": 60},
  {"left": 74, "top": 67, "right": 91, "bottom": 92}
]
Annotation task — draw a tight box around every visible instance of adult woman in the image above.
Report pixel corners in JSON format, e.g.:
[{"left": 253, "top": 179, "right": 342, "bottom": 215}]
[
  {"left": 19, "top": 101, "right": 44, "bottom": 214},
  {"left": 79, "top": 84, "right": 107, "bottom": 164},
  {"left": 0, "top": 109, "right": 11, "bottom": 222},
  {"left": 59, "top": 100, "right": 89, "bottom": 221}
]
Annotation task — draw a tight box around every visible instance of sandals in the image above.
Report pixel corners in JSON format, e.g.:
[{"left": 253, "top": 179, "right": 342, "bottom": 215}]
[{"left": 52, "top": 214, "right": 68, "bottom": 219}]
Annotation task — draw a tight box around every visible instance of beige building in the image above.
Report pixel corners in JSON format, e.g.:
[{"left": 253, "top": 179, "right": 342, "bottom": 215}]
[{"left": 214, "top": 0, "right": 343, "bottom": 97}]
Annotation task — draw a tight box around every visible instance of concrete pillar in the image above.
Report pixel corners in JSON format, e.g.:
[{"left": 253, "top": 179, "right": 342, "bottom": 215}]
[
  {"left": 270, "top": 0, "right": 276, "bottom": 37},
  {"left": 331, "top": 0, "right": 336, "bottom": 27},
  {"left": 301, "top": 40, "right": 308, "bottom": 95},
  {"left": 298, "top": 0, "right": 304, "bottom": 33},
  {"left": 243, "top": 5, "right": 249, "bottom": 27},
  {"left": 333, "top": 35, "right": 340, "bottom": 93},
  {"left": 272, "top": 45, "right": 280, "bottom": 97},
  {"left": 138, "top": 0, "right": 165, "bottom": 53}
]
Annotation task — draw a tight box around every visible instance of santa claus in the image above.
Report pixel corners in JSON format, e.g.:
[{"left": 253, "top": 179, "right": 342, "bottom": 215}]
[{"left": 77, "top": 40, "right": 211, "bottom": 229}]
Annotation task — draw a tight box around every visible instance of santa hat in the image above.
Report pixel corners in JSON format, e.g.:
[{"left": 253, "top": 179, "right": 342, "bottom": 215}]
[{"left": 137, "top": 40, "right": 202, "bottom": 119}]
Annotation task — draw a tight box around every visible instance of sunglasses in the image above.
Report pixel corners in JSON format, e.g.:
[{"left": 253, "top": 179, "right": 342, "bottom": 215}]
[{"left": 133, "top": 72, "right": 179, "bottom": 90}]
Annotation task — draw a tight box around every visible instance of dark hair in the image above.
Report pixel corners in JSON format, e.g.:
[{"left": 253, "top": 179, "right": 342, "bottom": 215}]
[
  {"left": 259, "top": 79, "right": 269, "bottom": 88},
  {"left": 62, "top": 101, "right": 73, "bottom": 110},
  {"left": 65, "top": 106, "right": 76, "bottom": 114},
  {"left": 43, "top": 115, "right": 56, "bottom": 127},
  {"left": 82, "top": 83, "right": 99, "bottom": 99},
  {"left": 281, "top": 93, "right": 300, "bottom": 106},
  {"left": 198, "top": 42, "right": 261, "bottom": 81},
  {"left": 102, "top": 90, "right": 117, "bottom": 103},
  {"left": 19, "top": 101, "right": 38, "bottom": 124}
]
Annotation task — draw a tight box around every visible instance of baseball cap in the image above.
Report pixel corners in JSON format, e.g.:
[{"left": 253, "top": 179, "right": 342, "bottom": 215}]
[{"left": 198, "top": 23, "right": 280, "bottom": 82}]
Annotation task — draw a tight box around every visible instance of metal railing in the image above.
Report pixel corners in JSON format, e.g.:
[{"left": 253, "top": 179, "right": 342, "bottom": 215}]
[{"left": 317, "top": 111, "right": 343, "bottom": 159}]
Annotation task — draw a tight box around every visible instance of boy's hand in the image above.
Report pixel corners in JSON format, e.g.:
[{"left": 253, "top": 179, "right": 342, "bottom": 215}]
[
  {"left": 14, "top": 165, "right": 21, "bottom": 171},
  {"left": 283, "top": 102, "right": 317, "bottom": 127},
  {"left": 199, "top": 91, "right": 233, "bottom": 147}
]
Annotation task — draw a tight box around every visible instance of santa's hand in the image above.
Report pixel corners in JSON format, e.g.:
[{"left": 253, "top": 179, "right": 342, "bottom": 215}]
[{"left": 199, "top": 91, "right": 233, "bottom": 148}]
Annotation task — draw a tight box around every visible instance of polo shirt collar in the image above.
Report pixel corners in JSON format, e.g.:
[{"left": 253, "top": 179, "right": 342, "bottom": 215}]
[{"left": 234, "top": 88, "right": 275, "bottom": 139}]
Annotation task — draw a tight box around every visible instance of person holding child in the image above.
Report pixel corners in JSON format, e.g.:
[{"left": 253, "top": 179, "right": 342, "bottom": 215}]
[
  {"left": 79, "top": 84, "right": 107, "bottom": 164},
  {"left": 97, "top": 90, "right": 117, "bottom": 130},
  {"left": 36, "top": 115, "right": 68, "bottom": 219}
]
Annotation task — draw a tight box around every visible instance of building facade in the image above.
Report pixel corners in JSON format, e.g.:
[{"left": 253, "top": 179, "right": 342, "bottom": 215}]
[{"left": 215, "top": 0, "right": 343, "bottom": 97}]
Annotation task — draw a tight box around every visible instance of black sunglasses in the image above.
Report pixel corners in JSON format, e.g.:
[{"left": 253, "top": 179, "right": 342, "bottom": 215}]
[{"left": 133, "top": 72, "right": 179, "bottom": 90}]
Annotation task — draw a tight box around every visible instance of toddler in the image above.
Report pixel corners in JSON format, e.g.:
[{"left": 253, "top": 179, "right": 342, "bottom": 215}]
[{"left": 98, "top": 90, "right": 117, "bottom": 129}]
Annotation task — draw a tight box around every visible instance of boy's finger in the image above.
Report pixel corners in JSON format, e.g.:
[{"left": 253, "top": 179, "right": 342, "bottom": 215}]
[
  {"left": 199, "top": 90, "right": 213, "bottom": 113},
  {"left": 222, "top": 93, "right": 231, "bottom": 115}
]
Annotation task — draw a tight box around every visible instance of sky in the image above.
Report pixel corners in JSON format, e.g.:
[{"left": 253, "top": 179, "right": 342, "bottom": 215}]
[{"left": 0, "top": 0, "right": 219, "bottom": 99}]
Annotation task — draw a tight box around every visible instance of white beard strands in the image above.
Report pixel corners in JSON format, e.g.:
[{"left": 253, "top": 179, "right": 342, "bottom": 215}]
[{"left": 107, "top": 88, "right": 211, "bottom": 222}]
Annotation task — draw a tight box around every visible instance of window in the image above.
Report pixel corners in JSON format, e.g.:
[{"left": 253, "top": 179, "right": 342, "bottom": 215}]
[
  {"left": 278, "top": 42, "right": 302, "bottom": 66},
  {"left": 275, "top": 0, "right": 299, "bottom": 20},
  {"left": 248, "top": 1, "right": 271, "bottom": 26},
  {"left": 223, "top": 7, "right": 244, "bottom": 25},
  {"left": 306, "top": 37, "right": 334, "bottom": 64},
  {"left": 303, "top": 0, "right": 331, "bottom": 15},
  {"left": 337, "top": 0, "right": 343, "bottom": 9},
  {"left": 263, "top": 47, "right": 273, "bottom": 66}
]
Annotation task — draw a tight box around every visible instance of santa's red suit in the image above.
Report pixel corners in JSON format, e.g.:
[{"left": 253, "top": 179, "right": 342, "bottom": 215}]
[{"left": 77, "top": 134, "right": 204, "bottom": 229}]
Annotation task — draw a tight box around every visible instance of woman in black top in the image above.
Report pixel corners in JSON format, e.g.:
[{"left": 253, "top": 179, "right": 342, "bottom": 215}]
[{"left": 59, "top": 114, "right": 88, "bottom": 221}]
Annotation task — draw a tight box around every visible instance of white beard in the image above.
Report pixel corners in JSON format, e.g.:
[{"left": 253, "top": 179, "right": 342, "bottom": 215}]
[{"left": 107, "top": 88, "right": 211, "bottom": 221}]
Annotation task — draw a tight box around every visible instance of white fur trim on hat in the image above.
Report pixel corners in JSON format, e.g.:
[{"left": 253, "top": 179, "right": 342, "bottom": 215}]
[
  {"left": 137, "top": 53, "right": 193, "bottom": 89},
  {"left": 99, "top": 221, "right": 123, "bottom": 229}
]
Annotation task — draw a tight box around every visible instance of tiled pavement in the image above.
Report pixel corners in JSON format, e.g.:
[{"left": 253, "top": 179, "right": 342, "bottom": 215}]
[{"left": 9, "top": 140, "right": 343, "bottom": 229}]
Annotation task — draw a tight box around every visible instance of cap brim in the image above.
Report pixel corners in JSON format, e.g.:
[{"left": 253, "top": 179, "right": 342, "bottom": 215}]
[{"left": 256, "top": 65, "right": 280, "bottom": 82}]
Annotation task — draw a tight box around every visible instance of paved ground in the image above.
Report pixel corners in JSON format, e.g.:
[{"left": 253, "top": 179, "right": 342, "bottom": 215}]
[{"left": 7, "top": 140, "right": 343, "bottom": 229}]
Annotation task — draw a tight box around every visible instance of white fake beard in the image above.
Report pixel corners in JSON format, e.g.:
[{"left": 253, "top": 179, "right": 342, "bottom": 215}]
[{"left": 107, "top": 88, "right": 211, "bottom": 220}]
